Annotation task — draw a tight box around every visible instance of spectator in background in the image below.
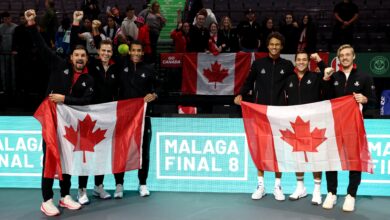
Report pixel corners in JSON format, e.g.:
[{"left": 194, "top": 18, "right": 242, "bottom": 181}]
[
  {"left": 332, "top": 0, "right": 359, "bottom": 46},
  {"left": 207, "top": 22, "right": 222, "bottom": 55},
  {"left": 279, "top": 12, "right": 300, "bottom": 54},
  {"left": 40, "top": 0, "right": 58, "bottom": 48},
  {"left": 237, "top": 8, "right": 261, "bottom": 52},
  {"left": 106, "top": 5, "right": 125, "bottom": 25},
  {"left": 259, "top": 17, "right": 275, "bottom": 52},
  {"left": 0, "top": 11, "right": 17, "bottom": 93},
  {"left": 170, "top": 9, "right": 190, "bottom": 53},
  {"left": 187, "top": 12, "right": 209, "bottom": 52},
  {"left": 120, "top": 4, "right": 138, "bottom": 43},
  {"left": 192, "top": 8, "right": 217, "bottom": 29},
  {"left": 134, "top": 16, "right": 152, "bottom": 61},
  {"left": 74, "top": 18, "right": 107, "bottom": 57},
  {"left": 55, "top": 15, "right": 72, "bottom": 57},
  {"left": 81, "top": 0, "right": 101, "bottom": 20},
  {"left": 138, "top": 1, "right": 166, "bottom": 63},
  {"left": 103, "top": 15, "right": 119, "bottom": 40},
  {"left": 185, "top": 0, "right": 203, "bottom": 23},
  {"left": 297, "top": 14, "right": 317, "bottom": 53},
  {"left": 219, "top": 16, "right": 239, "bottom": 53}
]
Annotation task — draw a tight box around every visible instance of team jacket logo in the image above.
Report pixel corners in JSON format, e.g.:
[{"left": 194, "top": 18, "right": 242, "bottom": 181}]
[
  {"left": 306, "top": 80, "right": 312, "bottom": 85},
  {"left": 334, "top": 81, "right": 339, "bottom": 86},
  {"left": 82, "top": 82, "right": 86, "bottom": 87},
  {"left": 111, "top": 74, "right": 115, "bottom": 79},
  {"left": 260, "top": 68, "right": 266, "bottom": 74},
  {"left": 64, "top": 69, "right": 69, "bottom": 75},
  {"left": 96, "top": 66, "right": 100, "bottom": 71},
  {"left": 141, "top": 73, "right": 146, "bottom": 78},
  {"left": 280, "top": 69, "right": 285, "bottom": 75},
  {"left": 289, "top": 82, "right": 293, "bottom": 88},
  {"left": 354, "top": 81, "right": 360, "bottom": 87},
  {"left": 124, "top": 67, "right": 128, "bottom": 72}
]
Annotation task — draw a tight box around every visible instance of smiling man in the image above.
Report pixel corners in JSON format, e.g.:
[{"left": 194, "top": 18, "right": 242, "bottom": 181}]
[
  {"left": 25, "top": 9, "right": 94, "bottom": 216},
  {"left": 322, "top": 44, "right": 376, "bottom": 212},
  {"left": 284, "top": 51, "right": 333, "bottom": 205},
  {"left": 234, "top": 32, "right": 294, "bottom": 201},
  {"left": 117, "top": 40, "right": 158, "bottom": 197}
]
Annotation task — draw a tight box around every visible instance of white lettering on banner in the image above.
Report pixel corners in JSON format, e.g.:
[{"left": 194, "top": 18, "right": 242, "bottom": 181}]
[
  {"left": 157, "top": 132, "right": 249, "bottom": 180},
  {"left": 369, "top": 141, "right": 390, "bottom": 174},
  {"left": 0, "top": 154, "right": 34, "bottom": 168},
  {"left": 164, "top": 139, "right": 239, "bottom": 155},
  {"left": 0, "top": 137, "right": 42, "bottom": 152}
]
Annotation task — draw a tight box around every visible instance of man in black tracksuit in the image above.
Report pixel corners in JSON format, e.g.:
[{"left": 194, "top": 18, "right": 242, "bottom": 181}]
[
  {"left": 284, "top": 52, "right": 333, "bottom": 205},
  {"left": 25, "top": 9, "right": 93, "bottom": 216},
  {"left": 322, "top": 44, "right": 376, "bottom": 212},
  {"left": 70, "top": 11, "right": 120, "bottom": 204},
  {"left": 234, "top": 32, "right": 294, "bottom": 201},
  {"left": 118, "top": 40, "right": 158, "bottom": 197}
]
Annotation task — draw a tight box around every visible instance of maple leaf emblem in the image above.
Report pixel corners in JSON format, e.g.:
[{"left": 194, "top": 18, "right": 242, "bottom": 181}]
[
  {"left": 64, "top": 114, "right": 107, "bottom": 163},
  {"left": 203, "top": 61, "right": 229, "bottom": 89},
  {"left": 279, "top": 116, "right": 327, "bottom": 162}
]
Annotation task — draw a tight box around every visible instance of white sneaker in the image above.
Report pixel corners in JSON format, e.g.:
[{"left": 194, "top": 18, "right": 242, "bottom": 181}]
[
  {"left": 139, "top": 185, "right": 150, "bottom": 197},
  {"left": 311, "top": 189, "right": 322, "bottom": 205},
  {"left": 40, "top": 199, "right": 60, "bottom": 216},
  {"left": 251, "top": 185, "right": 266, "bottom": 200},
  {"left": 77, "top": 188, "right": 90, "bottom": 205},
  {"left": 114, "top": 184, "right": 123, "bottom": 199},
  {"left": 342, "top": 194, "right": 355, "bottom": 212},
  {"left": 93, "top": 184, "right": 112, "bottom": 199},
  {"left": 59, "top": 195, "right": 82, "bottom": 210},
  {"left": 322, "top": 192, "right": 337, "bottom": 209},
  {"left": 273, "top": 186, "right": 286, "bottom": 201},
  {"left": 289, "top": 187, "right": 307, "bottom": 200}
]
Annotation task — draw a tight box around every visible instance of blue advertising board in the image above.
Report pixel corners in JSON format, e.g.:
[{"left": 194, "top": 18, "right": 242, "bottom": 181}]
[{"left": 1, "top": 117, "right": 389, "bottom": 196}]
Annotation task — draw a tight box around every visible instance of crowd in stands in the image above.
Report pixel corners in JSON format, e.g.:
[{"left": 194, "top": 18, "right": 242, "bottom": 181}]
[{"left": 0, "top": 0, "right": 389, "bottom": 115}]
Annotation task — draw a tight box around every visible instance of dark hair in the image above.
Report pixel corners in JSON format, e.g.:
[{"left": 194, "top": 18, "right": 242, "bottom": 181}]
[
  {"left": 1, "top": 11, "right": 10, "bottom": 18},
  {"left": 266, "top": 32, "right": 285, "bottom": 47},
  {"left": 71, "top": 44, "right": 88, "bottom": 55},
  {"left": 126, "top": 4, "right": 135, "bottom": 12},
  {"left": 294, "top": 51, "right": 309, "bottom": 61},
  {"left": 130, "top": 40, "right": 144, "bottom": 50},
  {"left": 99, "top": 39, "right": 113, "bottom": 49}
]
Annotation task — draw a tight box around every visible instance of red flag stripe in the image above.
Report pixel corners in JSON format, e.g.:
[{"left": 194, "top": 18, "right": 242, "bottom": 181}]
[
  {"left": 330, "top": 96, "right": 373, "bottom": 173},
  {"left": 33, "top": 99, "right": 63, "bottom": 179},
  {"left": 181, "top": 53, "right": 198, "bottom": 94},
  {"left": 112, "top": 98, "right": 145, "bottom": 173},
  {"left": 241, "top": 101, "right": 279, "bottom": 172},
  {"left": 234, "top": 52, "right": 252, "bottom": 95}
]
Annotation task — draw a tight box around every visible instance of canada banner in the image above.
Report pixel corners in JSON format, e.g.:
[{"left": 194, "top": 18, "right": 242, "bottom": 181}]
[
  {"left": 181, "top": 52, "right": 252, "bottom": 95},
  {"left": 241, "top": 95, "right": 373, "bottom": 173},
  {"left": 34, "top": 98, "right": 146, "bottom": 179}
]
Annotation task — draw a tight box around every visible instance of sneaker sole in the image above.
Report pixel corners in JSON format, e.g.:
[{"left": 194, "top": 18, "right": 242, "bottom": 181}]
[
  {"left": 93, "top": 191, "right": 112, "bottom": 199},
  {"left": 59, "top": 201, "right": 82, "bottom": 210},
  {"left": 311, "top": 200, "right": 322, "bottom": 205},
  {"left": 251, "top": 192, "right": 266, "bottom": 200},
  {"left": 289, "top": 193, "right": 308, "bottom": 201},
  {"left": 40, "top": 205, "right": 60, "bottom": 216}
]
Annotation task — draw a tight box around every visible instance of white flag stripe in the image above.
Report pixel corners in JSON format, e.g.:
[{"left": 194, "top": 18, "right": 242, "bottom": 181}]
[
  {"left": 196, "top": 53, "right": 236, "bottom": 95},
  {"left": 56, "top": 102, "right": 117, "bottom": 175},
  {"left": 267, "top": 100, "right": 342, "bottom": 172}
]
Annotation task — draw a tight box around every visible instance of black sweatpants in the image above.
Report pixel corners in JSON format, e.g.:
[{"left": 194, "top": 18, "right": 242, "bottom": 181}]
[{"left": 325, "top": 171, "right": 362, "bottom": 197}]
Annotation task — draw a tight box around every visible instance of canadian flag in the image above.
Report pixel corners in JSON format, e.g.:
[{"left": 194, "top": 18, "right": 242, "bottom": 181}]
[
  {"left": 34, "top": 98, "right": 146, "bottom": 179},
  {"left": 181, "top": 52, "right": 251, "bottom": 95},
  {"left": 241, "top": 95, "right": 373, "bottom": 173}
]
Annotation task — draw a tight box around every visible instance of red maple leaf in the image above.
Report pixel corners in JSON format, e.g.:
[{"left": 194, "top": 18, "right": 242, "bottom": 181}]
[
  {"left": 203, "top": 61, "right": 229, "bottom": 89},
  {"left": 64, "top": 114, "right": 107, "bottom": 163},
  {"left": 279, "top": 116, "right": 327, "bottom": 162}
]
